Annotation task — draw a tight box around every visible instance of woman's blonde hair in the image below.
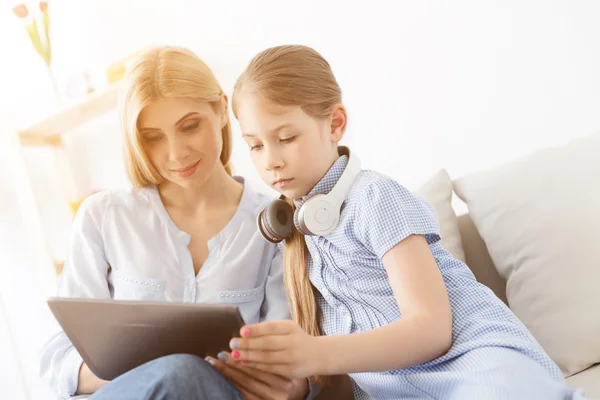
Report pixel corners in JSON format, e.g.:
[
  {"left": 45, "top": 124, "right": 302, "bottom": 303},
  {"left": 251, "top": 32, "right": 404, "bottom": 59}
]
[
  {"left": 120, "top": 46, "right": 232, "bottom": 188},
  {"left": 232, "top": 45, "right": 342, "bottom": 386}
]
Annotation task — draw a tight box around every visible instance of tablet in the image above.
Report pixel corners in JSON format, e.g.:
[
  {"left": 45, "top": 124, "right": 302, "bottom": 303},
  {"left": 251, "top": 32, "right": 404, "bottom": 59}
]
[{"left": 47, "top": 297, "right": 245, "bottom": 381}]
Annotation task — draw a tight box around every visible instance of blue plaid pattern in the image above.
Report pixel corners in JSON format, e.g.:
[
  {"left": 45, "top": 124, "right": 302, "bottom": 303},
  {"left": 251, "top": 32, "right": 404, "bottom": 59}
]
[{"left": 291, "top": 156, "right": 584, "bottom": 400}]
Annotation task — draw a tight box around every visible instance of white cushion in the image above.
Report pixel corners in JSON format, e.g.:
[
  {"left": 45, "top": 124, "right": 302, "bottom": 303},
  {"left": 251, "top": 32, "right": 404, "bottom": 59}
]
[
  {"left": 416, "top": 169, "right": 466, "bottom": 263},
  {"left": 453, "top": 133, "right": 600, "bottom": 377},
  {"left": 566, "top": 364, "right": 600, "bottom": 399}
]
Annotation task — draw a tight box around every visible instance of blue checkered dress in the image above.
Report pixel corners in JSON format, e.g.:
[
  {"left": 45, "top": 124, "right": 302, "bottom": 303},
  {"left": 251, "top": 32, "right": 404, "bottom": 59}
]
[{"left": 292, "top": 156, "right": 585, "bottom": 400}]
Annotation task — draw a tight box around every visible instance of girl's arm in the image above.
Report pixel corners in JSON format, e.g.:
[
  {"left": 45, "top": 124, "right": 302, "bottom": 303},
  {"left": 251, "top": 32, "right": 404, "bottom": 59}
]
[
  {"left": 230, "top": 234, "right": 452, "bottom": 378},
  {"left": 316, "top": 233, "right": 452, "bottom": 375},
  {"left": 230, "top": 177, "right": 452, "bottom": 378}
]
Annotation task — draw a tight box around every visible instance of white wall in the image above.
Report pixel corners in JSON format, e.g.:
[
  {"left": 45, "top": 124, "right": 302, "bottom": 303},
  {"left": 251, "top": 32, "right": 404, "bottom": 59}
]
[{"left": 2, "top": 1, "right": 600, "bottom": 397}]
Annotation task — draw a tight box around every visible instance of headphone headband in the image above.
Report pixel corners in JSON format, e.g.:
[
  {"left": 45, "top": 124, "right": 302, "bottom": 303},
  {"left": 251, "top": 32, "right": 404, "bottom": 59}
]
[
  {"left": 257, "top": 146, "right": 362, "bottom": 241},
  {"left": 326, "top": 146, "right": 361, "bottom": 207}
]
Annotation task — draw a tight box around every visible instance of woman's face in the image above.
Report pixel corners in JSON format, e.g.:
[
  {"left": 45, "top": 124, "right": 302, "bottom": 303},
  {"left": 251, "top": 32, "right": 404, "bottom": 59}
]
[{"left": 137, "top": 97, "right": 226, "bottom": 188}]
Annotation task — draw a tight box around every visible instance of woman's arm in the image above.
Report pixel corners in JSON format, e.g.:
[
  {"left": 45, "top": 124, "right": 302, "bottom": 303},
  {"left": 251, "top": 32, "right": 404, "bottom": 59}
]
[
  {"left": 38, "top": 193, "right": 112, "bottom": 397},
  {"left": 230, "top": 234, "right": 452, "bottom": 378},
  {"left": 259, "top": 245, "right": 291, "bottom": 321},
  {"left": 77, "top": 363, "right": 109, "bottom": 394}
]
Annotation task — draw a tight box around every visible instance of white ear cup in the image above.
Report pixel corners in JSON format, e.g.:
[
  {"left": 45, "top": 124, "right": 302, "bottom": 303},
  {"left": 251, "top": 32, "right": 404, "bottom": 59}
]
[
  {"left": 297, "top": 194, "right": 340, "bottom": 236},
  {"left": 256, "top": 147, "right": 361, "bottom": 242}
]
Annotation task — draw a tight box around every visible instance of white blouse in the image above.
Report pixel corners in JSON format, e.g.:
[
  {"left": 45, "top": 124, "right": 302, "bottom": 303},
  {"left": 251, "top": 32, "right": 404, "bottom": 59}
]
[{"left": 38, "top": 177, "right": 289, "bottom": 399}]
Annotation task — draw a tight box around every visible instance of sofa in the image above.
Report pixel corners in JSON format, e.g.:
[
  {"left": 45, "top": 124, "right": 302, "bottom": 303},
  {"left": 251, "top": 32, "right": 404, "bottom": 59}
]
[{"left": 317, "top": 132, "right": 600, "bottom": 399}]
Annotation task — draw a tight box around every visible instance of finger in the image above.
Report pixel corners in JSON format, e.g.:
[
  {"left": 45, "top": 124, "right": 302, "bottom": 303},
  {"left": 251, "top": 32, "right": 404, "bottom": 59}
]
[
  {"left": 231, "top": 349, "right": 289, "bottom": 364},
  {"left": 242, "top": 361, "right": 295, "bottom": 378},
  {"left": 218, "top": 351, "right": 232, "bottom": 362},
  {"left": 237, "top": 388, "right": 262, "bottom": 400},
  {"left": 233, "top": 363, "right": 291, "bottom": 388},
  {"left": 206, "top": 357, "right": 257, "bottom": 394},
  {"left": 207, "top": 357, "right": 289, "bottom": 398},
  {"left": 216, "top": 353, "right": 293, "bottom": 389},
  {"left": 240, "top": 320, "right": 296, "bottom": 338},
  {"left": 230, "top": 335, "right": 289, "bottom": 352}
]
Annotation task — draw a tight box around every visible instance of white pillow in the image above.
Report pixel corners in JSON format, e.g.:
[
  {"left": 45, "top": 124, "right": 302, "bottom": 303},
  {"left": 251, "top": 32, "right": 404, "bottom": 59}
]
[
  {"left": 415, "top": 169, "right": 466, "bottom": 263},
  {"left": 453, "top": 133, "right": 600, "bottom": 377}
]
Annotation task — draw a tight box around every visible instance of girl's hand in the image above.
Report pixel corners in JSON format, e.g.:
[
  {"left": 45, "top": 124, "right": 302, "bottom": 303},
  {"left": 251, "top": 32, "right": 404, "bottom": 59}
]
[
  {"left": 206, "top": 352, "right": 308, "bottom": 400},
  {"left": 229, "top": 320, "right": 326, "bottom": 379}
]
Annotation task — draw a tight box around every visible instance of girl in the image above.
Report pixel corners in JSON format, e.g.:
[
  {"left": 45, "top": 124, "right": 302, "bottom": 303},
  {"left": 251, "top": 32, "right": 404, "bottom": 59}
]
[
  {"left": 38, "top": 46, "right": 308, "bottom": 400},
  {"left": 225, "top": 45, "right": 587, "bottom": 399}
]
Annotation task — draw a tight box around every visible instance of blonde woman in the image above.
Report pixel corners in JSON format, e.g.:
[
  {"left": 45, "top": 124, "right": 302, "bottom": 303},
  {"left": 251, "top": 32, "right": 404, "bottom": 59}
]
[{"left": 38, "top": 46, "right": 310, "bottom": 400}]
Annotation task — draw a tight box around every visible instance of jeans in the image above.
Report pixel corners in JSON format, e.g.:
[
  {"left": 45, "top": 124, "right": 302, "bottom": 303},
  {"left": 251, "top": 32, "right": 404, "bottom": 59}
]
[{"left": 90, "top": 354, "right": 244, "bottom": 400}]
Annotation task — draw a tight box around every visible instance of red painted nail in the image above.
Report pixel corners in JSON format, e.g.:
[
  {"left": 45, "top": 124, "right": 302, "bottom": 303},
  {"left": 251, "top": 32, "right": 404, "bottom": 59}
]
[
  {"left": 232, "top": 350, "right": 240, "bottom": 359},
  {"left": 241, "top": 328, "right": 250, "bottom": 337},
  {"left": 241, "top": 360, "right": 248, "bottom": 365}
]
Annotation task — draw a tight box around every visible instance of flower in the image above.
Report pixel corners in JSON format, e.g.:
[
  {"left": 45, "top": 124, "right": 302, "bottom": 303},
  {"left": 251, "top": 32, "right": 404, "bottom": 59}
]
[
  {"left": 13, "top": 2, "right": 52, "bottom": 69},
  {"left": 12, "top": 3, "right": 28, "bottom": 18}
]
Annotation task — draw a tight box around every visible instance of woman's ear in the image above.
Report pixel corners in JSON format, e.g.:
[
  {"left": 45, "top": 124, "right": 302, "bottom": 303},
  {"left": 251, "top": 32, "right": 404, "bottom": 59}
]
[
  {"left": 329, "top": 104, "right": 347, "bottom": 143},
  {"left": 220, "top": 94, "right": 229, "bottom": 128}
]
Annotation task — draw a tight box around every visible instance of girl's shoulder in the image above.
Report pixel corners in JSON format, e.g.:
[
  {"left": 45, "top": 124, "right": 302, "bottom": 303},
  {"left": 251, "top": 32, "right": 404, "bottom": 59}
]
[{"left": 348, "top": 170, "right": 415, "bottom": 205}]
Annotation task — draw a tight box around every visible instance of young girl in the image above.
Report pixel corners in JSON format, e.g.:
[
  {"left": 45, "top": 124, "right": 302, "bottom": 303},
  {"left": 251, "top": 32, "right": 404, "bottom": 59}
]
[{"left": 226, "top": 45, "right": 588, "bottom": 399}]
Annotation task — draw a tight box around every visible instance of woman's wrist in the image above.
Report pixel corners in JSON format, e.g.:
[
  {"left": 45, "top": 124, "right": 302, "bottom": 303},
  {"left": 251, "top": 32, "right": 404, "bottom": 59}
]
[{"left": 76, "top": 362, "right": 108, "bottom": 395}]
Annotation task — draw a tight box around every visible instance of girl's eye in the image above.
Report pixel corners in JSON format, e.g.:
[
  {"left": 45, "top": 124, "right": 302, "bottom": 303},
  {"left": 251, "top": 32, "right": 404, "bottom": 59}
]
[
  {"left": 280, "top": 136, "right": 296, "bottom": 143},
  {"left": 182, "top": 122, "right": 200, "bottom": 133},
  {"left": 250, "top": 144, "right": 264, "bottom": 151}
]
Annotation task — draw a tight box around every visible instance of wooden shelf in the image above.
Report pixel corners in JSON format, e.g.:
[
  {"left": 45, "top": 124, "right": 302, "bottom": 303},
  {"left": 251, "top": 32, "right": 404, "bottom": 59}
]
[{"left": 17, "top": 81, "right": 123, "bottom": 146}]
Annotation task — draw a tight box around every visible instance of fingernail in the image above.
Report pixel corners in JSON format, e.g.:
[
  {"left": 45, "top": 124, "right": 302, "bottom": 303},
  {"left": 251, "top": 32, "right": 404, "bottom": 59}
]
[
  {"left": 241, "top": 360, "right": 248, "bottom": 365},
  {"left": 232, "top": 350, "right": 240, "bottom": 359},
  {"left": 205, "top": 357, "right": 215, "bottom": 365},
  {"left": 241, "top": 327, "right": 250, "bottom": 337},
  {"left": 217, "top": 352, "right": 229, "bottom": 361},
  {"left": 230, "top": 339, "right": 239, "bottom": 349}
]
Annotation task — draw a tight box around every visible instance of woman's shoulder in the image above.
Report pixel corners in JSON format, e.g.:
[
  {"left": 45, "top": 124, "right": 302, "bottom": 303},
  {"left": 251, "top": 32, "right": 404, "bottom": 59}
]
[
  {"left": 237, "top": 177, "right": 278, "bottom": 214},
  {"left": 75, "top": 186, "right": 156, "bottom": 221}
]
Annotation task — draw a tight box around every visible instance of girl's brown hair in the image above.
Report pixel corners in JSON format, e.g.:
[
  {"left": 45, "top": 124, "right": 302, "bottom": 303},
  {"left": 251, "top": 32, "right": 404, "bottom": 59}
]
[
  {"left": 120, "top": 46, "right": 232, "bottom": 188},
  {"left": 232, "top": 45, "right": 342, "bottom": 386}
]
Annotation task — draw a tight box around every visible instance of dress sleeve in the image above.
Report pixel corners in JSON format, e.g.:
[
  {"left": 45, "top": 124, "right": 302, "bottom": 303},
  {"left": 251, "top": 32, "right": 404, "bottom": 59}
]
[
  {"left": 353, "top": 174, "right": 441, "bottom": 258},
  {"left": 38, "top": 192, "right": 111, "bottom": 399}
]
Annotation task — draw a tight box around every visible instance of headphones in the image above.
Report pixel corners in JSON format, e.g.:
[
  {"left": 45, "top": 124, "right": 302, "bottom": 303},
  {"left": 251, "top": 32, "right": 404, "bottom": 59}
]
[{"left": 257, "top": 146, "right": 362, "bottom": 243}]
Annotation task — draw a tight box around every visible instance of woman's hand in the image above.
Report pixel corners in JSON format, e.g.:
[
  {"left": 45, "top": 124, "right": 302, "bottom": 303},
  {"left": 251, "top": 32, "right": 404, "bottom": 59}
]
[
  {"left": 228, "top": 320, "right": 326, "bottom": 379},
  {"left": 206, "top": 352, "right": 308, "bottom": 400},
  {"left": 76, "top": 362, "right": 109, "bottom": 394}
]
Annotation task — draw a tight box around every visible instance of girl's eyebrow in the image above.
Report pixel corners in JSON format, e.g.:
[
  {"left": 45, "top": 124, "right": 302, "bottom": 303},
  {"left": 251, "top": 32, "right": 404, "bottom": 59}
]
[{"left": 242, "top": 123, "right": 294, "bottom": 138}]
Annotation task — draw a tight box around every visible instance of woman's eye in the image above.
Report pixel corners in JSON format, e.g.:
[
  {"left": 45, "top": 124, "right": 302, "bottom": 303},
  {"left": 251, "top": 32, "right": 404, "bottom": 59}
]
[
  {"left": 143, "top": 135, "right": 163, "bottom": 143},
  {"left": 182, "top": 122, "right": 200, "bottom": 133},
  {"left": 250, "top": 144, "right": 264, "bottom": 151},
  {"left": 280, "top": 136, "right": 296, "bottom": 143}
]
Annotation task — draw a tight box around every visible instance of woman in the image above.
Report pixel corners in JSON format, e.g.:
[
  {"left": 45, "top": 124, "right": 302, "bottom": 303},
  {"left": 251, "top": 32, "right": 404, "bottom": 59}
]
[{"left": 38, "top": 46, "right": 310, "bottom": 400}]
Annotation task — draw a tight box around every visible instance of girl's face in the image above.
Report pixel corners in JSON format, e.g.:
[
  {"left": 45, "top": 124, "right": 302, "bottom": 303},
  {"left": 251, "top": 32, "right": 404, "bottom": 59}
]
[
  {"left": 137, "top": 97, "right": 227, "bottom": 189},
  {"left": 237, "top": 95, "right": 346, "bottom": 199}
]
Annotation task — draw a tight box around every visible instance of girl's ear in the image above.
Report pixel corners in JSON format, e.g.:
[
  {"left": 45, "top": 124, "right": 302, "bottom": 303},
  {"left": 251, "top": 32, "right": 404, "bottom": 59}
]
[{"left": 329, "top": 104, "right": 347, "bottom": 143}]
